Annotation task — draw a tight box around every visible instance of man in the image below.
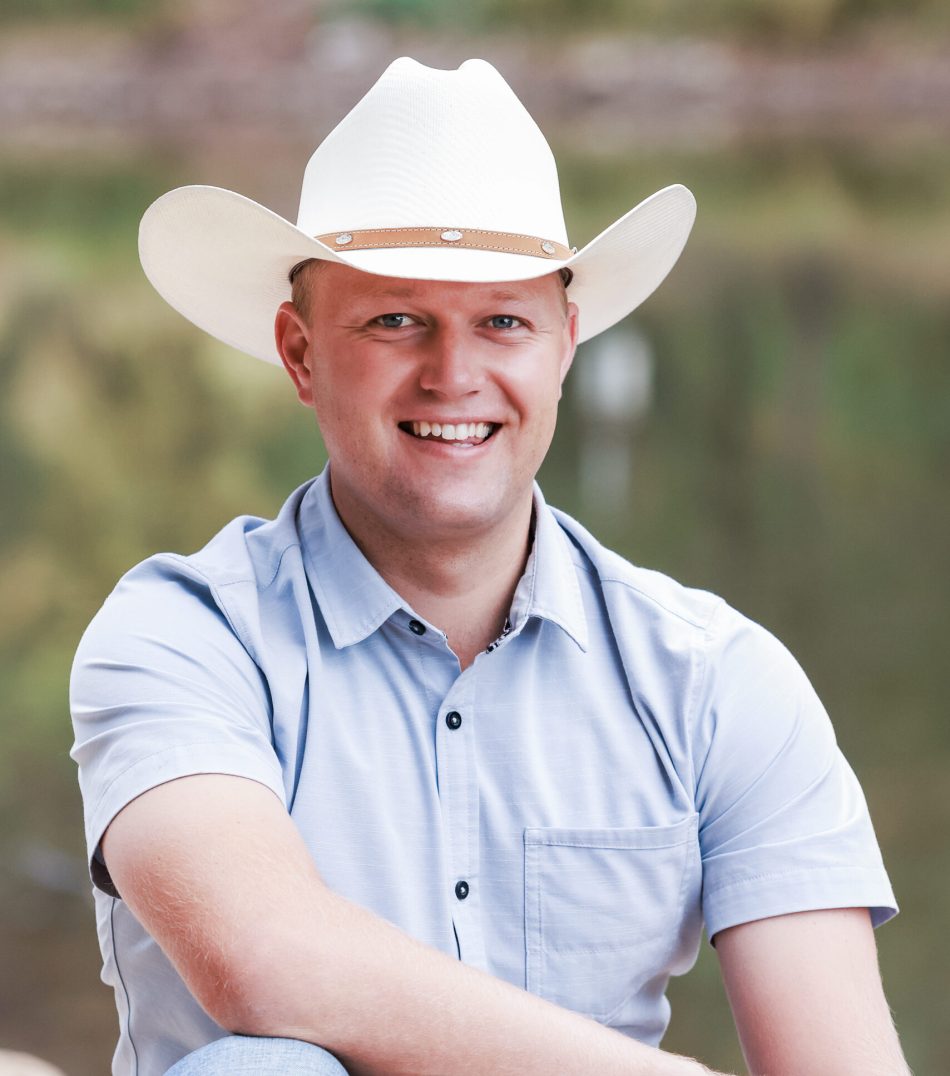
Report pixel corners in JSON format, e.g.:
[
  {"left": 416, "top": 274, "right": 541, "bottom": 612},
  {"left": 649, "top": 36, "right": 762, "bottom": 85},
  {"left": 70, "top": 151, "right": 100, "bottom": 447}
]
[{"left": 71, "top": 58, "right": 907, "bottom": 1075}]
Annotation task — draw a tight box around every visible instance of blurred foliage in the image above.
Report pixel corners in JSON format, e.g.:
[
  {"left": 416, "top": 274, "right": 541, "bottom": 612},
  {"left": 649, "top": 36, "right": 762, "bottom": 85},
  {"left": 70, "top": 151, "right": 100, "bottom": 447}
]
[
  {"left": 0, "top": 162, "right": 165, "bottom": 257},
  {"left": 3, "top": 0, "right": 948, "bottom": 42},
  {"left": 341, "top": 0, "right": 950, "bottom": 42},
  {"left": 2, "top": 131, "right": 949, "bottom": 1072},
  {"left": 0, "top": 0, "right": 153, "bottom": 25}
]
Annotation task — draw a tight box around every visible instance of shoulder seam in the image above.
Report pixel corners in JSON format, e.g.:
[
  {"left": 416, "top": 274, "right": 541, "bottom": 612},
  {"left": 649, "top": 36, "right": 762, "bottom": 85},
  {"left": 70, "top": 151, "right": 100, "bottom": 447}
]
[
  {"left": 599, "top": 574, "right": 722, "bottom": 632},
  {"left": 156, "top": 540, "right": 301, "bottom": 593},
  {"left": 214, "top": 540, "right": 302, "bottom": 592}
]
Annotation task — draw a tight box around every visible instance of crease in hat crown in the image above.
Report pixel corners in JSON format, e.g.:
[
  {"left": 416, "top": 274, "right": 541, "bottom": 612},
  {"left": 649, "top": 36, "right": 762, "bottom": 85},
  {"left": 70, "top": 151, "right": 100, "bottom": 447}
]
[
  {"left": 137, "top": 56, "right": 696, "bottom": 365},
  {"left": 295, "top": 57, "right": 569, "bottom": 245}
]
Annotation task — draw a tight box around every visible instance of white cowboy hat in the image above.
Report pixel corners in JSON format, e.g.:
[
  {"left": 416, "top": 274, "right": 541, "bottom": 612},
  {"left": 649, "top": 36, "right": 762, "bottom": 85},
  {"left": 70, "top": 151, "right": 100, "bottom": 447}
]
[{"left": 139, "top": 57, "right": 696, "bottom": 366}]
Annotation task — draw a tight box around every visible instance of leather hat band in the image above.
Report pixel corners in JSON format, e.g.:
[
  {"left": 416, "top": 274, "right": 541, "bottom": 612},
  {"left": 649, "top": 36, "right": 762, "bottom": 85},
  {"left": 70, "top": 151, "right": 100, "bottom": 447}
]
[{"left": 315, "top": 226, "right": 575, "bottom": 260}]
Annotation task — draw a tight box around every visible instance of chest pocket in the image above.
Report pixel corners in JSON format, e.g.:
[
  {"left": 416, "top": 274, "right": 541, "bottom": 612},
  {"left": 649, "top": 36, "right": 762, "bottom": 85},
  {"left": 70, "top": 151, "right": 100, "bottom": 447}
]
[{"left": 524, "top": 814, "right": 699, "bottom": 1023}]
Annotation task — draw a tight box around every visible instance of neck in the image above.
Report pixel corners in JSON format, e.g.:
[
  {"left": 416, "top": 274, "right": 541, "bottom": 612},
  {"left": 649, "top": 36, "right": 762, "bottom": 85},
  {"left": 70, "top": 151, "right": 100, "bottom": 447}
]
[{"left": 331, "top": 485, "right": 534, "bottom": 670}]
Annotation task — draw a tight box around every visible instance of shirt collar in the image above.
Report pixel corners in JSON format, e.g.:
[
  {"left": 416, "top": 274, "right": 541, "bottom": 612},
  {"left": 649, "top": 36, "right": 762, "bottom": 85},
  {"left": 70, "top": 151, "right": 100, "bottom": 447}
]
[
  {"left": 512, "top": 483, "right": 589, "bottom": 652},
  {"left": 299, "top": 468, "right": 588, "bottom": 653},
  {"left": 299, "top": 469, "right": 406, "bottom": 648}
]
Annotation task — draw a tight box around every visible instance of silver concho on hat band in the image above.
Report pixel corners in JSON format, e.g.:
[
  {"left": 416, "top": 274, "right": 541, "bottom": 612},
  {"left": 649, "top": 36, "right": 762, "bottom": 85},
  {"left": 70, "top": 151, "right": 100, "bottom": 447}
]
[{"left": 315, "top": 226, "right": 574, "bottom": 260}]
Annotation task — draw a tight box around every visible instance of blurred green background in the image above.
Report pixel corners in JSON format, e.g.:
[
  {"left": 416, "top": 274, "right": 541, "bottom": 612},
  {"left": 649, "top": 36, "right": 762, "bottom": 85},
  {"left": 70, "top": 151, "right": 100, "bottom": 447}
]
[{"left": 1, "top": 1, "right": 948, "bottom": 1072}]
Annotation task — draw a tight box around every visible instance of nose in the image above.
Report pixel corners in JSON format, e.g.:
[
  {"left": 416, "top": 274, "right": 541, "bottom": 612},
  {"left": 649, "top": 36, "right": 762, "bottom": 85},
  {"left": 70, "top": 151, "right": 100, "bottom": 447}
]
[{"left": 416, "top": 327, "right": 483, "bottom": 398}]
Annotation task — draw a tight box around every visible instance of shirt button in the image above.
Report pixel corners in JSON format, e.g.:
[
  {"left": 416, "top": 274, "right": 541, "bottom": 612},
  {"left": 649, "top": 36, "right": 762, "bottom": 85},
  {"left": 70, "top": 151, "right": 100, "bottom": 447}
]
[
  {"left": 445, "top": 711, "right": 462, "bottom": 730},
  {"left": 455, "top": 880, "right": 469, "bottom": 901},
  {"left": 408, "top": 619, "right": 426, "bottom": 636}
]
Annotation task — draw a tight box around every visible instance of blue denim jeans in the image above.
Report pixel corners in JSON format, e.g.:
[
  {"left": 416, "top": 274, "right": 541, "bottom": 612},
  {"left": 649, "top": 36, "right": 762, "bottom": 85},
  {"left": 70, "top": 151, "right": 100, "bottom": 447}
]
[{"left": 165, "top": 1036, "right": 350, "bottom": 1075}]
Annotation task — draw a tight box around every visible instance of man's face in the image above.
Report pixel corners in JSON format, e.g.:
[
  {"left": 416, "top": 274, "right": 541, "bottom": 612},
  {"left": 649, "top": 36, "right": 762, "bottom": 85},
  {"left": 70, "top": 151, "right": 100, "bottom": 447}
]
[{"left": 277, "top": 262, "right": 578, "bottom": 547}]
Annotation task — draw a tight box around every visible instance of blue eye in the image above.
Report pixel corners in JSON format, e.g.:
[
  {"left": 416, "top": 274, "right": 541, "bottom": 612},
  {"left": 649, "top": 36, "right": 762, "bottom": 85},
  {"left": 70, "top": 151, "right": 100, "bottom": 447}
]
[
  {"left": 490, "top": 315, "right": 521, "bottom": 330},
  {"left": 374, "top": 313, "right": 413, "bottom": 329}
]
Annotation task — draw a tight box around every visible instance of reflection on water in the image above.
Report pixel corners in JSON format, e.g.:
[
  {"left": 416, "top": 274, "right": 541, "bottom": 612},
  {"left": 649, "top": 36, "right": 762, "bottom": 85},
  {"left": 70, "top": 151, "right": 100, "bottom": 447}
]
[
  {"left": 1, "top": 135, "right": 948, "bottom": 1074},
  {"left": 574, "top": 327, "right": 654, "bottom": 511}
]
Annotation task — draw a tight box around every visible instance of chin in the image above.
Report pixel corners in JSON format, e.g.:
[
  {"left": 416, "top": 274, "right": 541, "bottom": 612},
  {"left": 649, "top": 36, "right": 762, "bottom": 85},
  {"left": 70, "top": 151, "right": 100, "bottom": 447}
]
[
  {"left": 412, "top": 497, "right": 497, "bottom": 531},
  {"left": 400, "top": 487, "right": 517, "bottom": 534}
]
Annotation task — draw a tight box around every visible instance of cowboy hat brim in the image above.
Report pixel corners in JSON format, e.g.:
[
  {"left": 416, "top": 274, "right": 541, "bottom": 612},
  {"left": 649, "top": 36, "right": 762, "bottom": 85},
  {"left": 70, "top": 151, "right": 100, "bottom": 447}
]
[{"left": 138, "top": 182, "right": 696, "bottom": 365}]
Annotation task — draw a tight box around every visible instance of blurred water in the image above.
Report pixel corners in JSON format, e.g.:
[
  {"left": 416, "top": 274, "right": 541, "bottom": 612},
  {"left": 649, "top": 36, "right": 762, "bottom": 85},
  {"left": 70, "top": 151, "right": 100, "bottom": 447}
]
[
  {"left": 574, "top": 327, "right": 654, "bottom": 511},
  {"left": 1, "top": 96, "right": 948, "bottom": 1076}
]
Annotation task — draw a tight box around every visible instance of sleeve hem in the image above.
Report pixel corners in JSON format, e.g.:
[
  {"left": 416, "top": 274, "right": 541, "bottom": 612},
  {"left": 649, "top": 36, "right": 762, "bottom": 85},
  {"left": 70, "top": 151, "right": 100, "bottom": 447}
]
[
  {"left": 703, "top": 868, "right": 898, "bottom": 942},
  {"left": 85, "top": 742, "right": 287, "bottom": 896}
]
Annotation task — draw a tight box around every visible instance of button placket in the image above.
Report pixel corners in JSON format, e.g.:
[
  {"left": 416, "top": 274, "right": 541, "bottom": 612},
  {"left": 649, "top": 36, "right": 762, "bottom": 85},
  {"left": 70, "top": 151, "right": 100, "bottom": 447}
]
[{"left": 435, "top": 675, "right": 488, "bottom": 971}]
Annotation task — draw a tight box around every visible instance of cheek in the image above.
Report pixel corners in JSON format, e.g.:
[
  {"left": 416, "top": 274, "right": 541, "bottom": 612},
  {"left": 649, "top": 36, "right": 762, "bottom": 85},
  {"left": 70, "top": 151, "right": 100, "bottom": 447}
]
[
  {"left": 307, "top": 368, "right": 355, "bottom": 454},
  {"left": 517, "top": 365, "right": 565, "bottom": 426},
  {"left": 309, "top": 362, "right": 393, "bottom": 446},
  {"left": 533, "top": 374, "right": 568, "bottom": 449}
]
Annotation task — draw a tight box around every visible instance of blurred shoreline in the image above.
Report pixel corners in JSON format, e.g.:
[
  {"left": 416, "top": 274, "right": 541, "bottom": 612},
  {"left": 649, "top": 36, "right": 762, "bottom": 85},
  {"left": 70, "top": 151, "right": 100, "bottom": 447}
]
[{"left": 2, "top": 13, "right": 950, "bottom": 152}]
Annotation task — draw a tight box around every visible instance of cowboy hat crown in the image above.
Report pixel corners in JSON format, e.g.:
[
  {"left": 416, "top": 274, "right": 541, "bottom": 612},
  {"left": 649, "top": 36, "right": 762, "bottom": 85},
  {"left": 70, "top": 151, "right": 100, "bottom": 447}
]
[
  {"left": 139, "top": 57, "right": 696, "bottom": 365},
  {"left": 297, "top": 58, "right": 569, "bottom": 255}
]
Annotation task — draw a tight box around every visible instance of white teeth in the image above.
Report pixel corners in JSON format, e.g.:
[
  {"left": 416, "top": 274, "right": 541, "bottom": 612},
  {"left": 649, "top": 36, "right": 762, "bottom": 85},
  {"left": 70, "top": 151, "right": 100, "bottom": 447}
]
[{"left": 407, "top": 421, "right": 495, "bottom": 442}]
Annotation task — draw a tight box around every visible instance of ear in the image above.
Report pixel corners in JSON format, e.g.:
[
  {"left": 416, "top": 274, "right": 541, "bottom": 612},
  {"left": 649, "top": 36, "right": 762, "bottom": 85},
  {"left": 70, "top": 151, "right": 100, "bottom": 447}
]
[
  {"left": 557, "top": 302, "right": 580, "bottom": 396},
  {"left": 275, "top": 301, "right": 314, "bottom": 406}
]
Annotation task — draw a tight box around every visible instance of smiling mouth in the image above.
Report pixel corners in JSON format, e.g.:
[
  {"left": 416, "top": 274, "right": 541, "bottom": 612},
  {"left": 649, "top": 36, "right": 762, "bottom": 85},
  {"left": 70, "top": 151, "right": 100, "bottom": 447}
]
[{"left": 399, "top": 421, "right": 497, "bottom": 444}]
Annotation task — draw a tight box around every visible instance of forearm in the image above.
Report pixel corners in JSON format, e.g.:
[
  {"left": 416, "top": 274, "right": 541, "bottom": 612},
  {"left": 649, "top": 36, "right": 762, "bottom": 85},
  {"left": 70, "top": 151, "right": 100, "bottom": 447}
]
[
  {"left": 717, "top": 910, "right": 910, "bottom": 1076},
  {"left": 226, "top": 884, "right": 722, "bottom": 1076},
  {"left": 105, "top": 776, "right": 727, "bottom": 1076}
]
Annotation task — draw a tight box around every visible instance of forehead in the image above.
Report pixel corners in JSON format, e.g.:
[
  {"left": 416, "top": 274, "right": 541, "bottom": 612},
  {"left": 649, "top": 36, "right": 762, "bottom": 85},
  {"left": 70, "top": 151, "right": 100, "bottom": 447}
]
[{"left": 306, "top": 261, "right": 565, "bottom": 310}]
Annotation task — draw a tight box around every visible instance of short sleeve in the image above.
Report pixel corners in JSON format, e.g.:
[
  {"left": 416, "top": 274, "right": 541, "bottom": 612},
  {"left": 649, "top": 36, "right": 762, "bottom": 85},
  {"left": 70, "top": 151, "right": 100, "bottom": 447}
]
[
  {"left": 70, "top": 555, "right": 286, "bottom": 896},
  {"left": 693, "top": 605, "right": 897, "bottom": 939}
]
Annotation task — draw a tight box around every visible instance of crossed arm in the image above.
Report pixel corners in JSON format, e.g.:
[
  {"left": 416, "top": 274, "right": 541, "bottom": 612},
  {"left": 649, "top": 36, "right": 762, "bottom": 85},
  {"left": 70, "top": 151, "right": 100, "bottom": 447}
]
[{"left": 102, "top": 774, "right": 909, "bottom": 1076}]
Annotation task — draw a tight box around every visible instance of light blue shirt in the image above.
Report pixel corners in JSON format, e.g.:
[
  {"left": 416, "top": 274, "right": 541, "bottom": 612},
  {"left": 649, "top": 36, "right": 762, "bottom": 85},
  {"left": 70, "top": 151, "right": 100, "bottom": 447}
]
[{"left": 71, "top": 469, "right": 896, "bottom": 1075}]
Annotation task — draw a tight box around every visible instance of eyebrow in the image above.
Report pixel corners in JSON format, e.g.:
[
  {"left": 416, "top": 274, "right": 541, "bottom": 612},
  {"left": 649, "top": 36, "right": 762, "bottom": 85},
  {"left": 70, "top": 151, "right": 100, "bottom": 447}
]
[
  {"left": 362, "top": 286, "right": 417, "bottom": 300},
  {"left": 360, "top": 287, "right": 537, "bottom": 304},
  {"left": 485, "top": 290, "right": 534, "bottom": 304}
]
